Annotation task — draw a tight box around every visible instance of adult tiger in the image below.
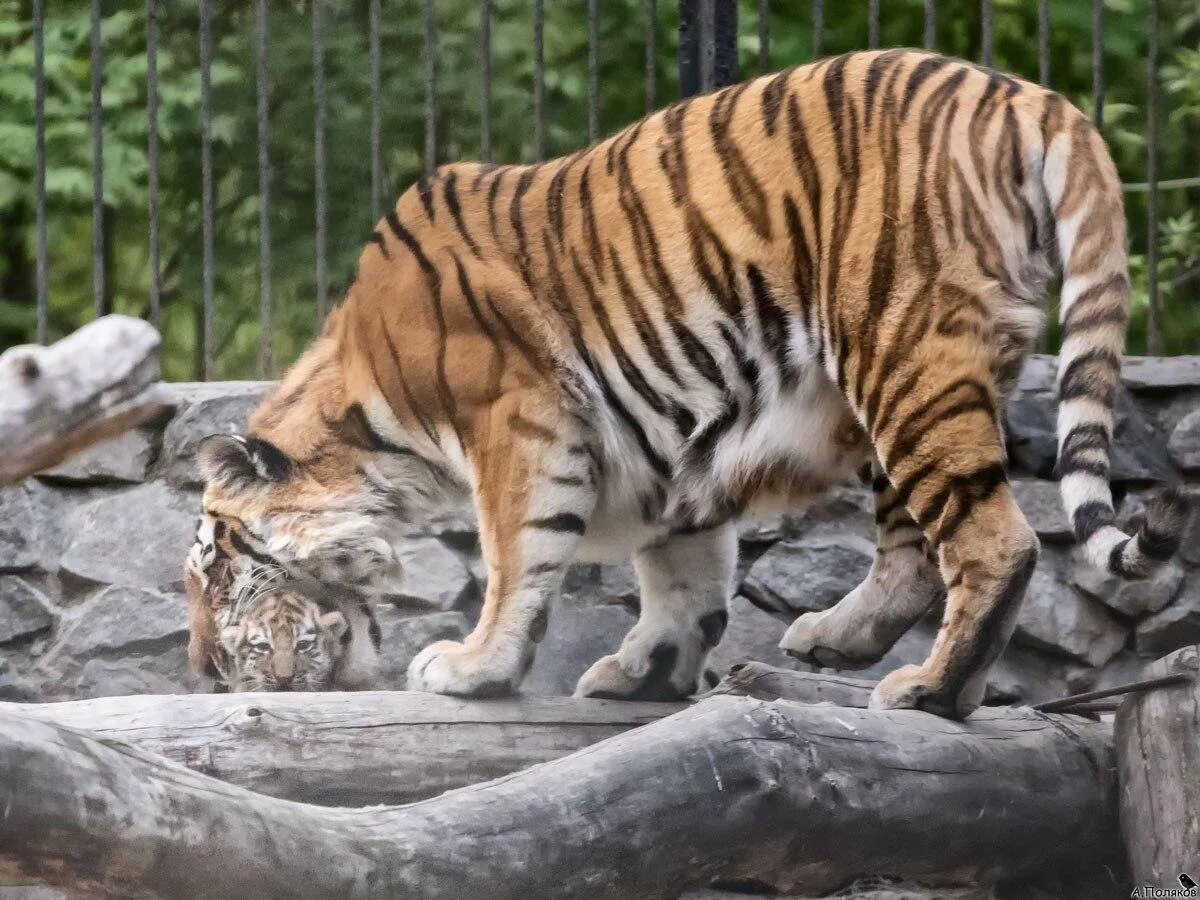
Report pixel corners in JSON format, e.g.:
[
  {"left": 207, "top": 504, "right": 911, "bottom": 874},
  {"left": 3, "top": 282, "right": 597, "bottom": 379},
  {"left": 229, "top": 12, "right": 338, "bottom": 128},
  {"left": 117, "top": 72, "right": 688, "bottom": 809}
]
[{"left": 188, "top": 50, "right": 1188, "bottom": 718}]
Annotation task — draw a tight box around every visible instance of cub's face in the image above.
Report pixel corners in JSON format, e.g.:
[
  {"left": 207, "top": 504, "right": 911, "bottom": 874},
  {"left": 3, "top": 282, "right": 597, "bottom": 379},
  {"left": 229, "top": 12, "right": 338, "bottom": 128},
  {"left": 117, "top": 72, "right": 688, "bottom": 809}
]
[{"left": 218, "top": 589, "right": 348, "bottom": 692}]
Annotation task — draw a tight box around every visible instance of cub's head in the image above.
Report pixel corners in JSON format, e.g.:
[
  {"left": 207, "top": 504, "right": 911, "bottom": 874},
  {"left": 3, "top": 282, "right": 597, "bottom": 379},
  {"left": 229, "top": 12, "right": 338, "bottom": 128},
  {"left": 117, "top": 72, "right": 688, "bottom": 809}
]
[{"left": 216, "top": 580, "right": 349, "bottom": 692}]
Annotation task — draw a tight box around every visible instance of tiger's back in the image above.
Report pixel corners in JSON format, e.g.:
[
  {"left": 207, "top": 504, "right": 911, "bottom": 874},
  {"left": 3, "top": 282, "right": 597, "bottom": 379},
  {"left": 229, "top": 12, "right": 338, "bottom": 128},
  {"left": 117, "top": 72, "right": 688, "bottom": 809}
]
[{"left": 193, "top": 51, "right": 1187, "bottom": 716}]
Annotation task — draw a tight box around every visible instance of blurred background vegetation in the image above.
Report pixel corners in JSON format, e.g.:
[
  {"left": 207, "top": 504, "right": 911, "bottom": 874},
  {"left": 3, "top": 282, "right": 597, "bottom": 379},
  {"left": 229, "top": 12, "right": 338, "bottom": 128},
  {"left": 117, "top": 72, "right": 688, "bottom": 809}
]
[{"left": 0, "top": 0, "right": 1197, "bottom": 380}]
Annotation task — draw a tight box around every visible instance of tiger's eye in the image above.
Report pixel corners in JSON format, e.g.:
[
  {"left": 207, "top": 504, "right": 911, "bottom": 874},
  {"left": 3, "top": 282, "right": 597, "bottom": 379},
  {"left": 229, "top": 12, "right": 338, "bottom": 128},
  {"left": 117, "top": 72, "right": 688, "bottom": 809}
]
[{"left": 295, "top": 636, "right": 316, "bottom": 651}]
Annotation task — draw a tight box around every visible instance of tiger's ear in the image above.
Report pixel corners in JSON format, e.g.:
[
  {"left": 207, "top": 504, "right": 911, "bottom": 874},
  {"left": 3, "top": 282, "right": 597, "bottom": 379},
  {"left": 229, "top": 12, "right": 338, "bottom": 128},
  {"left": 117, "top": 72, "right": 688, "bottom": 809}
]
[
  {"left": 197, "top": 434, "right": 293, "bottom": 489},
  {"left": 318, "top": 610, "right": 348, "bottom": 641}
]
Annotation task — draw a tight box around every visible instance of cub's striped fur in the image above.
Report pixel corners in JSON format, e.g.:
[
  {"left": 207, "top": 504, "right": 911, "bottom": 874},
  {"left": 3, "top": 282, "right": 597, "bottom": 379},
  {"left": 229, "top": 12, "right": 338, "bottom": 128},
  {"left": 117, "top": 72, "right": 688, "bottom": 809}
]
[
  {"left": 189, "top": 51, "right": 1187, "bottom": 718},
  {"left": 186, "top": 513, "right": 382, "bottom": 691}
]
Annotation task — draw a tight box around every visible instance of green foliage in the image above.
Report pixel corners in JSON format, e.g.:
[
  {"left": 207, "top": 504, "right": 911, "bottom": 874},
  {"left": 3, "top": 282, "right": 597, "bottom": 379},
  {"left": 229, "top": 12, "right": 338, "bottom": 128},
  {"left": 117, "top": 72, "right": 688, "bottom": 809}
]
[{"left": 0, "top": 0, "right": 1196, "bottom": 378}]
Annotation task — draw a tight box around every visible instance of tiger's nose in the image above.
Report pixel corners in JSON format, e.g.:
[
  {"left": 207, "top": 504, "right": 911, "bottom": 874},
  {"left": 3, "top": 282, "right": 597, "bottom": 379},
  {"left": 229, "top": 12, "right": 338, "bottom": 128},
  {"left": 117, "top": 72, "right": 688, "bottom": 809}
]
[{"left": 275, "top": 675, "right": 293, "bottom": 691}]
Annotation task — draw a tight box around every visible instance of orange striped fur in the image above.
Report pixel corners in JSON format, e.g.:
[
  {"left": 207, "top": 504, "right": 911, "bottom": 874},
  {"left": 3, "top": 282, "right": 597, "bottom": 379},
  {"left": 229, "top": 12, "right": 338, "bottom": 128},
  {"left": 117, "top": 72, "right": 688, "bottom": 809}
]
[{"left": 187, "top": 51, "right": 1187, "bottom": 716}]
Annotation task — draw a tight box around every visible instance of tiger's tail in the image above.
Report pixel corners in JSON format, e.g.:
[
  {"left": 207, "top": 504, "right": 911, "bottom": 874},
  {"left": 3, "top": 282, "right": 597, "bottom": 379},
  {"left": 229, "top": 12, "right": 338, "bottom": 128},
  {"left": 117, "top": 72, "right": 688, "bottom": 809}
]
[{"left": 1042, "top": 105, "right": 1190, "bottom": 578}]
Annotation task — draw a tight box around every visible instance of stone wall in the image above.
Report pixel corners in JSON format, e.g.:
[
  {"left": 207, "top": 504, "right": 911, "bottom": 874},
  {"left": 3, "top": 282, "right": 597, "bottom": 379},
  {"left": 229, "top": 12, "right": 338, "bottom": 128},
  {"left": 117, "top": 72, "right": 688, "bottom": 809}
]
[{"left": 1, "top": 357, "right": 1197, "bottom": 704}]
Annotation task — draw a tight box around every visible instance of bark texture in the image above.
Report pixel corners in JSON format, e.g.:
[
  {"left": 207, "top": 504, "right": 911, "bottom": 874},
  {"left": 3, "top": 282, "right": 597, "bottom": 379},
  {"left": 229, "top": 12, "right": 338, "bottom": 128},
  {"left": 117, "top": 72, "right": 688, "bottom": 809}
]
[{"left": 0, "top": 695, "right": 1122, "bottom": 899}]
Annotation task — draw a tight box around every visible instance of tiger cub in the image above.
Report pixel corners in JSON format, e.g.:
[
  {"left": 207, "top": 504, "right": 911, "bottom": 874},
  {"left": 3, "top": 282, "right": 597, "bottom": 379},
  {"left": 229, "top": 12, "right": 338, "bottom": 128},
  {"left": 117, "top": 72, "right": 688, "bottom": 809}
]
[
  {"left": 187, "top": 51, "right": 1187, "bottom": 718},
  {"left": 186, "top": 524, "right": 381, "bottom": 692}
]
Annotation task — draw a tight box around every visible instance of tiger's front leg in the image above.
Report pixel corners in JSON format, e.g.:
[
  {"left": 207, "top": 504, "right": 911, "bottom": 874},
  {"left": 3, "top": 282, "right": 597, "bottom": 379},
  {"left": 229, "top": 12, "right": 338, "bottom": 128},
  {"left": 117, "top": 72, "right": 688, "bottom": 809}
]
[
  {"left": 575, "top": 524, "right": 736, "bottom": 701},
  {"left": 406, "top": 391, "right": 597, "bottom": 697}
]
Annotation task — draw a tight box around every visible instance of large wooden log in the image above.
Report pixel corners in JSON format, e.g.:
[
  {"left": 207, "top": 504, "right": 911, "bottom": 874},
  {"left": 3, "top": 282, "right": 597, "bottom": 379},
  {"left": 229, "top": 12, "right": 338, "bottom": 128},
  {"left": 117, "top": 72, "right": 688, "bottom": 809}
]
[
  {"left": 0, "top": 695, "right": 1122, "bottom": 898},
  {"left": 5, "top": 692, "right": 680, "bottom": 806},
  {"left": 0, "top": 315, "right": 170, "bottom": 487},
  {"left": 705, "top": 660, "right": 875, "bottom": 706},
  {"left": 1115, "top": 645, "right": 1200, "bottom": 887}
]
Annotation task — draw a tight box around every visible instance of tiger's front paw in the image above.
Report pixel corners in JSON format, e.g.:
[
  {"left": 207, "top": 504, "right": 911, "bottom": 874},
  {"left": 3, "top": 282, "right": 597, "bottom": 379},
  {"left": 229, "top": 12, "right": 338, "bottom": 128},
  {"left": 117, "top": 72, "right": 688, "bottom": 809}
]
[
  {"left": 406, "top": 640, "right": 521, "bottom": 697},
  {"left": 574, "top": 643, "right": 696, "bottom": 702},
  {"left": 869, "top": 663, "right": 977, "bottom": 720}
]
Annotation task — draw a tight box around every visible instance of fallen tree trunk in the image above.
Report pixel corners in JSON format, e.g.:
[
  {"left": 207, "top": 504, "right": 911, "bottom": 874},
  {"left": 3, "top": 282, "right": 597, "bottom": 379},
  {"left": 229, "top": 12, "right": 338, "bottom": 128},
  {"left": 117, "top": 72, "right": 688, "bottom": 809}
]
[
  {"left": 1115, "top": 645, "right": 1200, "bottom": 887},
  {"left": 706, "top": 660, "right": 875, "bottom": 706},
  {"left": 0, "top": 315, "right": 170, "bottom": 487},
  {"left": 5, "top": 691, "right": 681, "bottom": 806},
  {"left": 0, "top": 695, "right": 1123, "bottom": 898}
]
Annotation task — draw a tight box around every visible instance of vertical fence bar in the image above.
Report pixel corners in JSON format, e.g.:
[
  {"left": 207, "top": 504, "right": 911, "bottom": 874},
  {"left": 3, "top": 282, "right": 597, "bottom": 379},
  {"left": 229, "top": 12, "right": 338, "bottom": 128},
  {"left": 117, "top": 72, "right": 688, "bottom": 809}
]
[
  {"left": 200, "top": 0, "right": 215, "bottom": 379},
  {"left": 1145, "top": 0, "right": 1162, "bottom": 354},
  {"left": 370, "top": 0, "right": 383, "bottom": 216},
  {"left": 712, "top": 0, "right": 737, "bottom": 88},
  {"left": 480, "top": 0, "right": 492, "bottom": 161},
  {"left": 757, "top": 0, "right": 769, "bottom": 73},
  {"left": 33, "top": 0, "right": 47, "bottom": 343},
  {"left": 678, "top": 0, "right": 699, "bottom": 98},
  {"left": 812, "top": 0, "right": 824, "bottom": 59},
  {"left": 868, "top": 0, "right": 880, "bottom": 50},
  {"left": 1038, "top": 0, "right": 1050, "bottom": 87},
  {"left": 533, "top": 0, "right": 544, "bottom": 160},
  {"left": 423, "top": 0, "right": 436, "bottom": 175},
  {"left": 705, "top": 0, "right": 734, "bottom": 87},
  {"left": 645, "top": 0, "right": 657, "bottom": 112},
  {"left": 980, "top": 0, "right": 993, "bottom": 67},
  {"left": 146, "top": 0, "right": 160, "bottom": 329},
  {"left": 923, "top": 0, "right": 936, "bottom": 50},
  {"left": 1091, "top": 0, "right": 1104, "bottom": 129},
  {"left": 313, "top": 0, "right": 328, "bottom": 322},
  {"left": 257, "top": 0, "right": 273, "bottom": 376},
  {"left": 699, "top": 0, "right": 714, "bottom": 93},
  {"left": 90, "top": 0, "right": 105, "bottom": 318},
  {"left": 587, "top": 0, "right": 599, "bottom": 144}
]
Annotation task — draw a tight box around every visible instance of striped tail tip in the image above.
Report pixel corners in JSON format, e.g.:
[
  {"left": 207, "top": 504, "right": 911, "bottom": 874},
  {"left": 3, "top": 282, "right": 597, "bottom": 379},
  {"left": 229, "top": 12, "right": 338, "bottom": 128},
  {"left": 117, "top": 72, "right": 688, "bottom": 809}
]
[{"left": 1084, "top": 487, "right": 1192, "bottom": 579}]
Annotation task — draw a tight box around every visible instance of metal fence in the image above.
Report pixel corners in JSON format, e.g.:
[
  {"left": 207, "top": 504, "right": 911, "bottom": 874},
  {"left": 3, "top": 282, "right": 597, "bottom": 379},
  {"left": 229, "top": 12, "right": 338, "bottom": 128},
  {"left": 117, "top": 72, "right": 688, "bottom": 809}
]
[{"left": 27, "top": 0, "right": 1193, "bottom": 378}]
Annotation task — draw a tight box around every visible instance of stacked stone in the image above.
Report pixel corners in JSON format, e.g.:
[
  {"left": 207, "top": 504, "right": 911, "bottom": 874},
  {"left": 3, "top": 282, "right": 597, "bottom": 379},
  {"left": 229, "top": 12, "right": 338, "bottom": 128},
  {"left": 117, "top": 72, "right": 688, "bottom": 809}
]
[{"left": 1, "top": 357, "right": 1197, "bottom": 703}]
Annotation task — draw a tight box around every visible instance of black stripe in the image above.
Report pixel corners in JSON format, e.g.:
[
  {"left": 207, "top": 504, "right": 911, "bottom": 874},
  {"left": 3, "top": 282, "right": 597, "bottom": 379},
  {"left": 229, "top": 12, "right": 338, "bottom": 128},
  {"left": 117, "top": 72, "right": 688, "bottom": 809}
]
[
  {"left": 864, "top": 49, "right": 906, "bottom": 127},
  {"left": 1059, "top": 348, "right": 1120, "bottom": 404},
  {"left": 443, "top": 171, "right": 482, "bottom": 258},
  {"left": 378, "top": 312, "right": 442, "bottom": 448},
  {"left": 371, "top": 230, "right": 391, "bottom": 259},
  {"left": 709, "top": 82, "right": 772, "bottom": 240},
  {"left": 579, "top": 162, "right": 605, "bottom": 277},
  {"left": 746, "top": 264, "right": 798, "bottom": 390},
  {"left": 899, "top": 56, "right": 953, "bottom": 120},
  {"left": 1108, "top": 537, "right": 1133, "bottom": 576},
  {"left": 608, "top": 243, "right": 685, "bottom": 388},
  {"left": 525, "top": 513, "right": 587, "bottom": 534},
  {"left": 487, "top": 167, "right": 507, "bottom": 237},
  {"left": 1073, "top": 500, "right": 1115, "bottom": 542},
  {"left": 760, "top": 69, "right": 792, "bottom": 136},
  {"left": 416, "top": 174, "right": 436, "bottom": 220}
]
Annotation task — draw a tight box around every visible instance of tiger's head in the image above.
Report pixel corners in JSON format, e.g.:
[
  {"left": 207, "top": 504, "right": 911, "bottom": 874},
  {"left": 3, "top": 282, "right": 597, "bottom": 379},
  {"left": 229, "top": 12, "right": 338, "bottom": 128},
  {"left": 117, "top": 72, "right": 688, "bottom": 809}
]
[
  {"left": 185, "top": 322, "right": 468, "bottom": 680},
  {"left": 216, "top": 579, "right": 350, "bottom": 693}
]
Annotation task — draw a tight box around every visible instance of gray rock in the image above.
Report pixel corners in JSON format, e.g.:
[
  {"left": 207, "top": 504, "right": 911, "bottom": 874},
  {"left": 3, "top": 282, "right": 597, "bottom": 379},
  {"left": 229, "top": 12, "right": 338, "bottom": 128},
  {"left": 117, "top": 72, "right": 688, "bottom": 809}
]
[
  {"left": 58, "top": 482, "right": 198, "bottom": 591},
  {"left": 0, "top": 481, "right": 73, "bottom": 572},
  {"left": 740, "top": 535, "right": 874, "bottom": 619},
  {"left": 48, "top": 585, "right": 187, "bottom": 661},
  {"left": 708, "top": 594, "right": 817, "bottom": 679},
  {"left": 1011, "top": 479, "right": 1071, "bottom": 542},
  {"left": 75, "top": 658, "right": 187, "bottom": 699},
  {"left": 1007, "top": 387, "right": 1177, "bottom": 482},
  {"left": 783, "top": 486, "right": 876, "bottom": 543},
  {"left": 1120, "top": 356, "right": 1200, "bottom": 392},
  {"left": 1068, "top": 649, "right": 1146, "bottom": 694},
  {"left": 1103, "top": 561, "right": 1185, "bottom": 618},
  {"left": 984, "top": 643, "right": 1085, "bottom": 705},
  {"left": 388, "top": 538, "right": 476, "bottom": 611},
  {"left": 1181, "top": 496, "right": 1200, "bottom": 568},
  {"left": 39, "top": 426, "right": 157, "bottom": 484},
  {"left": 1136, "top": 578, "right": 1200, "bottom": 658},
  {"left": 522, "top": 601, "right": 635, "bottom": 696},
  {"left": 1014, "top": 560, "right": 1127, "bottom": 667},
  {"left": 157, "top": 382, "right": 271, "bottom": 486},
  {"left": 376, "top": 609, "right": 470, "bottom": 688},
  {"left": 1169, "top": 409, "right": 1200, "bottom": 472},
  {"left": 0, "top": 577, "right": 54, "bottom": 644},
  {"left": 559, "top": 563, "right": 639, "bottom": 610}
]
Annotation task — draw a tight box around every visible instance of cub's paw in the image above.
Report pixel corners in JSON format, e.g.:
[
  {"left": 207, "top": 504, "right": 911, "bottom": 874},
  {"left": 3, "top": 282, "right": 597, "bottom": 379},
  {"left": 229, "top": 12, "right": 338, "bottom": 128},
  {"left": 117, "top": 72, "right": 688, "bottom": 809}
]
[
  {"left": 406, "top": 640, "right": 520, "bottom": 697},
  {"left": 779, "top": 610, "right": 886, "bottom": 670},
  {"left": 869, "top": 664, "right": 978, "bottom": 720},
  {"left": 574, "top": 642, "right": 694, "bottom": 702}
]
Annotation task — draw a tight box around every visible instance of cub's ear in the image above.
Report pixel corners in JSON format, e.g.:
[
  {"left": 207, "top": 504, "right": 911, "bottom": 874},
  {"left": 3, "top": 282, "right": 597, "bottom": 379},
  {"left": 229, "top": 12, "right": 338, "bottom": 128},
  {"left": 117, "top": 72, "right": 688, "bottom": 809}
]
[
  {"left": 318, "top": 610, "right": 348, "bottom": 642},
  {"left": 196, "top": 434, "right": 293, "bottom": 489}
]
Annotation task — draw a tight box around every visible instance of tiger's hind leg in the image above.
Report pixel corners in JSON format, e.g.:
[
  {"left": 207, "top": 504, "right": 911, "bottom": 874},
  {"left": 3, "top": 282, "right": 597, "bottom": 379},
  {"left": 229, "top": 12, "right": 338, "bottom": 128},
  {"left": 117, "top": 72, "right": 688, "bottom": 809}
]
[
  {"left": 574, "top": 523, "right": 736, "bottom": 701},
  {"left": 855, "top": 341, "right": 1038, "bottom": 719},
  {"left": 779, "top": 462, "right": 944, "bottom": 669},
  {"left": 407, "top": 390, "right": 598, "bottom": 697}
]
